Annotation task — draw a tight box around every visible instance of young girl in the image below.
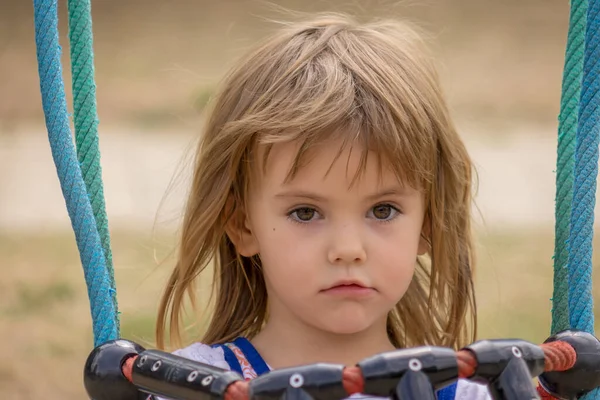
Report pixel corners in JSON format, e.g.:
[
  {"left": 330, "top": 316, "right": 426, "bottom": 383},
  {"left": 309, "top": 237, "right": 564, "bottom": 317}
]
[{"left": 154, "top": 13, "right": 490, "bottom": 400}]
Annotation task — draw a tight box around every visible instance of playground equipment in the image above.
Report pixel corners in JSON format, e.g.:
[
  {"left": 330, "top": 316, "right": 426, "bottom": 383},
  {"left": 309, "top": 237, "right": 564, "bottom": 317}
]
[{"left": 31, "top": 0, "right": 600, "bottom": 398}]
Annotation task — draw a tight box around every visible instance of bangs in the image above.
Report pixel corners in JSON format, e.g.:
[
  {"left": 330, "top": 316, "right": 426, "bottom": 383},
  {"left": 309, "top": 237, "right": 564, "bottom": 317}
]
[{"left": 225, "top": 18, "right": 443, "bottom": 192}]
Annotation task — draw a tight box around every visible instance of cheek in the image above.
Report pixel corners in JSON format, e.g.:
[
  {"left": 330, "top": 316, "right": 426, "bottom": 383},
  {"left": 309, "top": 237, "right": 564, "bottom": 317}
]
[
  {"left": 257, "top": 222, "right": 321, "bottom": 284},
  {"left": 372, "top": 227, "right": 420, "bottom": 279}
]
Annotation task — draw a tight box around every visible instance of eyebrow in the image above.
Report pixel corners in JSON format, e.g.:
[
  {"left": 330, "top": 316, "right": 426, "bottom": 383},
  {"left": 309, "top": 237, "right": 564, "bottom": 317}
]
[
  {"left": 275, "top": 190, "right": 328, "bottom": 202},
  {"left": 274, "top": 187, "right": 409, "bottom": 202},
  {"left": 365, "top": 187, "right": 409, "bottom": 200}
]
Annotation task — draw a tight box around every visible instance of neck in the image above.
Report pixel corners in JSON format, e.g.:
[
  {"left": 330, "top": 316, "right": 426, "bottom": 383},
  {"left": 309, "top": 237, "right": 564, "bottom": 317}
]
[{"left": 251, "top": 313, "right": 395, "bottom": 369}]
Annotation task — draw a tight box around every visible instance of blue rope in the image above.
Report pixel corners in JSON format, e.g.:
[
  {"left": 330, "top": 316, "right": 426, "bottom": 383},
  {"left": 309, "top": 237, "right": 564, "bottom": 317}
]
[
  {"left": 551, "top": 0, "right": 586, "bottom": 335},
  {"left": 569, "top": 0, "right": 599, "bottom": 336},
  {"left": 33, "top": 0, "right": 119, "bottom": 347},
  {"left": 569, "top": 2, "right": 600, "bottom": 397},
  {"left": 67, "top": 0, "right": 119, "bottom": 329}
]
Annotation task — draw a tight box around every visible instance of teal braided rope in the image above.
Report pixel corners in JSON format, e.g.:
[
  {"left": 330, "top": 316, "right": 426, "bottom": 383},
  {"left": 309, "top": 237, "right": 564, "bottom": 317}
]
[
  {"left": 569, "top": 5, "right": 600, "bottom": 396},
  {"left": 571, "top": 2, "right": 600, "bottom": 397},
  {"left": 33, "top": 0, "right": 118, "bottom": 346},
  {"left": 552, "top": 0, "right": 587, "bottom": 335},
  {"left": 66, "top": 0, "right": 119, "bottom": 328},
  {"left": 568, "top": 0, "right": 599, "bottom": 335}
]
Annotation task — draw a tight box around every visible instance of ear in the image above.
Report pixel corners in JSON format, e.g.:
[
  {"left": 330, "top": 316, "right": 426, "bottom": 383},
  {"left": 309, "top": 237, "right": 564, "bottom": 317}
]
[
  {"left": 224, "top": 197, "right": 260, "bottom": 257},
  {"left": 417, "top": 212, "right": 431, "bottom": 256}
]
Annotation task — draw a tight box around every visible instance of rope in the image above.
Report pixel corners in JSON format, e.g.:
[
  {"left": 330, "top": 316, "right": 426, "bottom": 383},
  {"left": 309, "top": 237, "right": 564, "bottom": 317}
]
[
  {"left": 32, "top": 0, "right": 119, "bottom": 346},
  {"left": 67, "top": 0, "right": 118, "bottom": 328},
  {"left": 569, "top": 0, "right": 600, "bottom": 396},
  {"left": 569, "top": 0, "right": 599, "bottom": 336},
  {"left": 552, "top": 0, "right": 587, "bottom": 335}
]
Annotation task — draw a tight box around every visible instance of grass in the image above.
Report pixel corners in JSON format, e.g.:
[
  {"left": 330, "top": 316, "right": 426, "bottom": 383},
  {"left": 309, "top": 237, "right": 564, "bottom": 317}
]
[
  {"left": 8, "top": 280, "right": 75, "bottom": 316},
  {"left": 2, "top": 227, "right": 600, "bottom": 398}
]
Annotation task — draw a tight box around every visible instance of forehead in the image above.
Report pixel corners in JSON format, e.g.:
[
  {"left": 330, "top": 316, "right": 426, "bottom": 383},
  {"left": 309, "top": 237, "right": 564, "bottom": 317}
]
[{"left": 254, "top": 138, "right": 406, "bottom": 193}]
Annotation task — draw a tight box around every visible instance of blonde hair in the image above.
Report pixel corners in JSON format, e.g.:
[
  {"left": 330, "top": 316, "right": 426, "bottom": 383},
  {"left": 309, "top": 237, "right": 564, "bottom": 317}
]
[{"left": 157, "top": 13, "right": 476, "bottom": 351}]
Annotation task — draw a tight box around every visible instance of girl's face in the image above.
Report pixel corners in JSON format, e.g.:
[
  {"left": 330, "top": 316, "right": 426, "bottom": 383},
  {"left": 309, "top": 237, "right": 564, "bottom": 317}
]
[{"left": 232, "top": 138, "right": 428, "bottom": 338}]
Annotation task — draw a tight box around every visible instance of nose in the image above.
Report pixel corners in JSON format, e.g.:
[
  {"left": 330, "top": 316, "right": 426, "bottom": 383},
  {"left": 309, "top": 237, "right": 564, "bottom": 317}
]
[{"left": 327, "top": 222, "right": 367, "bottom": 265}]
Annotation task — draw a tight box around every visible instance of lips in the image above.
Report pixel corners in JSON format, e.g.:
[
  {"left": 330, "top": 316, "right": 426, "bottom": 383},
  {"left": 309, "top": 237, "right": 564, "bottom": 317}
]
[
  {"left": 321, "top": 280, "right": 376, "bottom": 297},
  {"left": 324, "top": 280, "right": 368, "bottom": 290}
]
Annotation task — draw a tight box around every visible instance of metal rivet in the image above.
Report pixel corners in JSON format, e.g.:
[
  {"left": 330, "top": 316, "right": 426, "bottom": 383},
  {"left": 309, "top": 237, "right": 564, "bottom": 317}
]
[
  {"left": 201, "top": 375, "right": 214, "bottom": 386},
  {"left": 409, "top": 358, "right": 423, "bottom": 371},
  {"left": 187, "top": 371, "right": 199, "bottom": 382},
  {"left": 290, "top": 373, "right": 304, "bottom": 388},
  {"left": 151, "top": 360, "right": 162, "bottom": 371},
  {"left": 138, "top": 355, "right": 147, "bottom": 366},
  {"left": 512, "top": 346, "right": 522, "bottom": 358}
]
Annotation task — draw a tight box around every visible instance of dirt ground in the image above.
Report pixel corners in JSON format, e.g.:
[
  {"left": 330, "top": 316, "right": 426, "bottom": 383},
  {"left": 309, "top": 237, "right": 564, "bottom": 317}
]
[
  {"left": 4, "top": 122, "right": 598, "bottom": 234},
  {"left": 2, "top": 1, "right": 600, "bottom": 399}
]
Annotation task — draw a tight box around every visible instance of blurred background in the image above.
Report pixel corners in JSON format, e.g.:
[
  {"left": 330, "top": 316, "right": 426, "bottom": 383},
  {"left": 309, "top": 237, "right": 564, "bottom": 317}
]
[{"left": 2, "top": 0, "right": 600, "bottom": 398}]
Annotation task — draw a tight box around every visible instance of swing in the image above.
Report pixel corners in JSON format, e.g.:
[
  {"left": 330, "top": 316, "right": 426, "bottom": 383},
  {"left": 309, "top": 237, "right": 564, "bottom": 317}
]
[{"left": 31, "top": 0, "right": 600, "bottom": 399}]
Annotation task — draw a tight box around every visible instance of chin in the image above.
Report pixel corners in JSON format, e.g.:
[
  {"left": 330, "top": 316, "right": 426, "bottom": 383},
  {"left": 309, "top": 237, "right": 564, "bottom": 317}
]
[
  {"left": 312, "top": 312, "right": 381, "bottom": 336},
  {"left": 324, "top": 322, "right": 375, "bottom": 336}
]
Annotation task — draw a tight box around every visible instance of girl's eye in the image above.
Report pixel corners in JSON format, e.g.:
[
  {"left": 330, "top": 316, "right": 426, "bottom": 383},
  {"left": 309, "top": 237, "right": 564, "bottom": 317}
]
[
  {"left": 289, "top": 207, "right": 319, "bottom": 222},
  {"left": 369, "top": 204, "right": 399, "bottom": 221}
]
